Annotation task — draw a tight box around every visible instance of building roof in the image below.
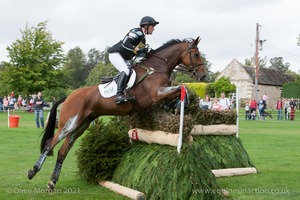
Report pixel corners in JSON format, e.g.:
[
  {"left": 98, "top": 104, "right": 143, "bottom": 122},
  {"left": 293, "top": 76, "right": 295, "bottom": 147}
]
[{"left": 242, "top": 65, "right": 294, "bottom": 86}]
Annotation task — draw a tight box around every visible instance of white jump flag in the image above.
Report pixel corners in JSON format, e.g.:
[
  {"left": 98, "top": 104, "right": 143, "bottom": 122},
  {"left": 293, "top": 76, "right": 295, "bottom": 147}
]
[{"left": 177, "top": 85, "right": 186, "bottom": 153}]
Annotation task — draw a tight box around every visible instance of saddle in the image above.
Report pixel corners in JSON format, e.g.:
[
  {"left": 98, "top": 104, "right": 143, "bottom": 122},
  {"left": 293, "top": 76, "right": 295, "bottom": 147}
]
[{"left": 98, "top": 70, "right": 136, "bottom": 98}]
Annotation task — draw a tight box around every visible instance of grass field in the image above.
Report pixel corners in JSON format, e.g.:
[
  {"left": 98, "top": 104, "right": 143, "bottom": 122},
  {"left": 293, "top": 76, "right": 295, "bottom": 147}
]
[{"left": 0, "top": 109, "right": 299, "bottom": 199}]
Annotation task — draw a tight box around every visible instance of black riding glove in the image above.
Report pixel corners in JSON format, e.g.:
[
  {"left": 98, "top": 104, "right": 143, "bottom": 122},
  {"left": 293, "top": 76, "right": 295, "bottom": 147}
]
[{"left": 137, "top": 48, "right": 148, "bottom": 54}]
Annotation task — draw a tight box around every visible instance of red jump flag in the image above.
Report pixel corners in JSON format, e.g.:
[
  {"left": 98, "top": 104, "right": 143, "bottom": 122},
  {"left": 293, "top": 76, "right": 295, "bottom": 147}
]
[
  {"left": 177, "top": 85, "right": 186, "bottom": 153},
  {"left": 180, "top": 85, "right": 186, "bottom": 101}
]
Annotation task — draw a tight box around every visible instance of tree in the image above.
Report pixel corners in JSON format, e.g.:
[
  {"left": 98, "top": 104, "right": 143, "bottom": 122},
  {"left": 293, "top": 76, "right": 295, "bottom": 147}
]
[
  {"left": 244, "top": 56, "right": 267, "bottom": 68},
  {"left": 209, "top": 76, "right": 236, "bottom": 97},
  {"left": 87, "top": 48, "right": 101, "bottom": 66},
  {"left": 85, "top": 63, "right": 118, "bottom": 86},
  {"left": 64, "top": 46, "right": 87, "bottom": 88},
  {"left": 285, "top": 70, "right": 300, "bottom": 82},
  {"left": 297, "top": 34, "right": 300, "bottom": 46},
  {"left": 2, "top": 21, "right": 66, "bottom": 97},
  {"left": 269, "top": 57, "right": 290, "bottom": 73}
]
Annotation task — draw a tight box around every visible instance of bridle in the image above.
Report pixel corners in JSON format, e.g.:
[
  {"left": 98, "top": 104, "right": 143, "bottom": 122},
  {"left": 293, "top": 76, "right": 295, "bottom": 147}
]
[
  {"left": 178, "top": 43, "right": 205, "bottom": 75},
  {"left": 147, "top": 41, "right": 205, "bottom": 74}
]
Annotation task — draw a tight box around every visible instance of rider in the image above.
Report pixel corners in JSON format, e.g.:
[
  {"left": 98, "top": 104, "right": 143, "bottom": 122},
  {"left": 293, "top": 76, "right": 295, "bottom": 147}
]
[{"left": 108, "top": 16, "right": 159, "bottom": 104}]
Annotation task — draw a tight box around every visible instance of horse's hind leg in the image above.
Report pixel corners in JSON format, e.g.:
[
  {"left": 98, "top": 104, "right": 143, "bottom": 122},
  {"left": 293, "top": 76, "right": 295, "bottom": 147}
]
[
  {"left": 48, "top": 131, "right": 83, "bottom": 190},
  {"left": 28, "top": 128, "right": 65, "bottom": 180},
  {"left": 28, "top": 114, "right": 81, "bottom": 180},
  {"left": 28, "top": 142, "right": 53, "bottom": 179}
]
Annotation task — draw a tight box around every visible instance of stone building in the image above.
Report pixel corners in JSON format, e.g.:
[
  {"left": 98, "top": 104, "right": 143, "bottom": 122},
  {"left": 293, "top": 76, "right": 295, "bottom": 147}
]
[{"left": 216, "top": 59, "right": 294, "bottom": 107}]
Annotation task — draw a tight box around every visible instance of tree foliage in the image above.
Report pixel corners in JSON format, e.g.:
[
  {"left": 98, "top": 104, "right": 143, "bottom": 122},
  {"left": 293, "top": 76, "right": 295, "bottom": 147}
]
[
  {"left": 269, "top": 57, "right": 290, "bottom": 73},
  {"left": 87, "top": 48, "right": 101, "bottom": 66},
  {"left": 210, "top": 76, "right": 236, "bottom": 97},
  {"left": 63, "top": 46, "right": 88, "bottom": 88},
  {"left": 282, "top": 82, "right": 300, "bottom": 98},
  {"left": 85, "top": 63, "right": 118, "bottom": 86},
  {"left": 2, "top": 21, "right": 66, "bottom": 96},
  {"left": 244, "top": 56, "right": 267, "bottom": 68},
  {"left": 64, "top": 47, "right": 110, "bottom": 89}
]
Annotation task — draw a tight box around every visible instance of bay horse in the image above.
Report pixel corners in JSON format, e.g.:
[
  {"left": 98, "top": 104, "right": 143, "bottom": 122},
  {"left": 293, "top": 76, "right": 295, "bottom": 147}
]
[{"left": 28, "top": 37, "right": 206, "bottom": 190}]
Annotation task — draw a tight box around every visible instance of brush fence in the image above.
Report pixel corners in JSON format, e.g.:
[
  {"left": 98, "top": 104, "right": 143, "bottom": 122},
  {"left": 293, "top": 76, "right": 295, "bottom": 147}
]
[{"left": 127, "top": 125, "right": 257, "bottom": 178}]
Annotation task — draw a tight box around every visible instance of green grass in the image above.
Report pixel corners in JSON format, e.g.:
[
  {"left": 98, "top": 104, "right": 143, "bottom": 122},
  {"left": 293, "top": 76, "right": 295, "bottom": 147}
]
[
  {"left": 218, "top": 114, "right": 300, "bottom": 199},
  {"left": 0, "top": 110, "right": 125, "bottom": 200},
  {"left": 0, "top": 110, "right": 299, "bottom": 199}
]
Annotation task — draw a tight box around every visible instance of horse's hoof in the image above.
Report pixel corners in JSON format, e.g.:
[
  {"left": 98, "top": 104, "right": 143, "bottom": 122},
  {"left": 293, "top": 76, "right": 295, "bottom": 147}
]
[
  {"left": 48, "top": 181, "right": 55, "bottom": 191},
  {"left": 28, "top": 170, "right": 35, "bottom": 180}
]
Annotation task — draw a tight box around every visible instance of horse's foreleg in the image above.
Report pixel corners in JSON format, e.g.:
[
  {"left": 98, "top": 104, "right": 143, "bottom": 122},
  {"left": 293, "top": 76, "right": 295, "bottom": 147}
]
[{"left": 156, "top": 85, "right": 181, "bottom": 102}]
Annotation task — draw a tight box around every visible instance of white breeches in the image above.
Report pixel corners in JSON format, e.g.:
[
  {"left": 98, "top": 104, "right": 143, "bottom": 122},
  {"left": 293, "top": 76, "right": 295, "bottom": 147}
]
[{"left": 109, "top": 53, "right": 131, "bottom": 75}]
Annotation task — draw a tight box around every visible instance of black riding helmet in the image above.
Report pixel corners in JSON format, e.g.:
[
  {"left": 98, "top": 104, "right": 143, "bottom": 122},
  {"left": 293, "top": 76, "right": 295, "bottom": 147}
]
[{"left": 139, "top": 16, "right": 159, "bottom": 27}]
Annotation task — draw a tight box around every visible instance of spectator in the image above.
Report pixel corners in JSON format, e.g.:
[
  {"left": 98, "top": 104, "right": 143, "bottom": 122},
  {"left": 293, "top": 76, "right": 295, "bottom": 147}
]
[
  {"left": 286, "top": 106, "right": 291, "bottom": 120},
  {"left": 8, "top": 95, "right": 16, "bottom": 113},
  {"left": 275, "top": 97, "right": 283, "bottom": 120},
  {"left": 245, "top": 101, "right": 250, "bottom": 120},
  {"left": 10, "top": 91, "right": 15, "bottom": 98},
  {"left": 249, "top": 97, "right": 258, "bottom": 120},
  {"left": 290, "top": 98, "right": 297, "bottom": 108},
  {"left": 200, "top": 95, "right": 212, "bottom": 110},
  {"left": 33, "top": 92, "right": 45, "bottom": 128},
  {"left": 258, "top": 96, "right": 266, "bottom": 120},
  {"left": 212, "top": 98, "right": 222, "bottom": 111},
  {"left": 22, "top": 99, "right": 26, "bottom": 108},
  {"left": 283, "top": 98, "right": 290, "bottom": 120},
  {"left": 3, "top": 96, "right": 9, "bottom": 111},
  {"left": 290, "top": 105, "right": 296, "bottom": 120},
  {"left": 219, "top": 92, "right": 231, "bottom": 111},
  {"left": 17, "top": 95, "right": 23, "bottom": 110},
  {"left": 289, "top": 98, "right": 297, "bottom": 120}
]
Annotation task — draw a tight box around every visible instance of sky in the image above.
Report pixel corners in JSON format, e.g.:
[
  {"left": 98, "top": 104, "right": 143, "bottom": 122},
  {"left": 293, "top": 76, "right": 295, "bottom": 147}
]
[{"left": 0, "top": 0, "right": 300, "bottom": 73}]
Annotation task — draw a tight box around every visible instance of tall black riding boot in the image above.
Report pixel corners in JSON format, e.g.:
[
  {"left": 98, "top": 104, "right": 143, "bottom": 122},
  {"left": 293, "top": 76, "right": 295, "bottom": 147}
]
[{"left": 115, "top": 72, "right": 128, "bottom": 104}]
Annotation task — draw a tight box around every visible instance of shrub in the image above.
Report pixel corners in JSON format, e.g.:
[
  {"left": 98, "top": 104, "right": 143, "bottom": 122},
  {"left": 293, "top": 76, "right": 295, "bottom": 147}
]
[{"left": 76, "top": 118, "right": 130, "bottom": 183}]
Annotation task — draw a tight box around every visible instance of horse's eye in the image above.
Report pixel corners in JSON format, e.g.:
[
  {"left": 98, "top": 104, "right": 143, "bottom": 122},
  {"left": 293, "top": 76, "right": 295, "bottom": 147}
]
[{"left": 194, "top": 53, "right": 199, "bottom": 57}]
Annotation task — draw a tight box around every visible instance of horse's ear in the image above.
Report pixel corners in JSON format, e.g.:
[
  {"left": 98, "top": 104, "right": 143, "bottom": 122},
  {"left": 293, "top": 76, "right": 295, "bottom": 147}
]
[{"left": 194, "top": 37, "right": 201, "bottom": 45}]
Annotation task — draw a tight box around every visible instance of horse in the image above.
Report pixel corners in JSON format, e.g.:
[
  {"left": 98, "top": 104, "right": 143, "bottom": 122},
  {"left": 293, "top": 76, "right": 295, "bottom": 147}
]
[{"left": 28, "top": 37, "right": 206, "bottom": 190}]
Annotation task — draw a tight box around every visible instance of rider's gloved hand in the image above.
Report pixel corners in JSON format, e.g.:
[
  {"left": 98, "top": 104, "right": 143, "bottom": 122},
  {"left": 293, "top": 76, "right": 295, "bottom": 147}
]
[{"left": 136, "top": 47, "right": 148, "bottom": 54}]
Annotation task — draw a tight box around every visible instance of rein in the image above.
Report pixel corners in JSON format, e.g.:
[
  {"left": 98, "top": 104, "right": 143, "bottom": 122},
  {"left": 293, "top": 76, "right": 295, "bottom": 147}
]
[{"left": 136, "top": 40, "right": 204, "bottom": 83}]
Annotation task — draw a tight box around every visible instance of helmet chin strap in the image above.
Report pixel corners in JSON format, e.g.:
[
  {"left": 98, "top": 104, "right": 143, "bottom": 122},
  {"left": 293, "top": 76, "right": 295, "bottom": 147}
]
[{"left": 143, "top": 25, "right": 149, "bottom": 35}]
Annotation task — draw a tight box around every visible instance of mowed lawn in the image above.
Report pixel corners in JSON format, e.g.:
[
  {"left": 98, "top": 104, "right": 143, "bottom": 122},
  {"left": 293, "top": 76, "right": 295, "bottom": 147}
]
[
  {"left": 218, "top": 114, "right": 300, "bottom": 200},
  {"left": 0, "top": 109, "right": 299, "bottom": 199}
]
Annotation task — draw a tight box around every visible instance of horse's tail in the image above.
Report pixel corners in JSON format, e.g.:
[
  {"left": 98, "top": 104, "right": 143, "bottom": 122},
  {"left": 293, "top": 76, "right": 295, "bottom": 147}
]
[{"left": 40, "top": 97, "right": 67, "bottom": 156}]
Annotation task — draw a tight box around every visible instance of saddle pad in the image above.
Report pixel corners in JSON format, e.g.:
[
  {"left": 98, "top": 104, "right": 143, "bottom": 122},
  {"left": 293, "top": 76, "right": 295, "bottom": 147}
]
[
  {"left": 99, "top": 81, "right": 118, "bottom": 98},
  {"left": 98, "top": 70, "right": 136, "bottom": 98}
]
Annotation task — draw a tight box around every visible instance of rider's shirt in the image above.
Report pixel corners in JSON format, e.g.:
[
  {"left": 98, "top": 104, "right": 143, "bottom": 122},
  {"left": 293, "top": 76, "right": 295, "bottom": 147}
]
[{"left": 108, "top": 28, "right": 146, "bottom": 60}]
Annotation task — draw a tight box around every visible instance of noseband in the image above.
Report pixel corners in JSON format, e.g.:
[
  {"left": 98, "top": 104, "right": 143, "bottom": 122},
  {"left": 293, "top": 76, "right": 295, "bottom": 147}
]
[{"left": 183, "top": 43, "right": 205, "bottom": 73}]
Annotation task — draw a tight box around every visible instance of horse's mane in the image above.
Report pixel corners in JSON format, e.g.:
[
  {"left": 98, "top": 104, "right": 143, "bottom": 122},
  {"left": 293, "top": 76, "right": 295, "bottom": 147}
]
[
  {"left": 152, "top": 39, "right": 183, "bottom": 53},
  {"left": 151, "top": 38, "right": 195, "bottom": 54}
]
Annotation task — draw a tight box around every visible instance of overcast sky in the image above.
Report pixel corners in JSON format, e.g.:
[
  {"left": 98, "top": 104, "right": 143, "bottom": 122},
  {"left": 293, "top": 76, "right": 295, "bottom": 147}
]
[{"left": 1, "top": 0, "right": 299, "bottom": 73}]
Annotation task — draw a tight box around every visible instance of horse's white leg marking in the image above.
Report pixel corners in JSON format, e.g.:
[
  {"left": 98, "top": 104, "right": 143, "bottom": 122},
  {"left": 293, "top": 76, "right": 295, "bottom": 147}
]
[
  {"left": 58, "top": 115, "right": 78, "bottom": 141},
  {"left": 157, "top": 86, "right": 181, "bottom": 95}
]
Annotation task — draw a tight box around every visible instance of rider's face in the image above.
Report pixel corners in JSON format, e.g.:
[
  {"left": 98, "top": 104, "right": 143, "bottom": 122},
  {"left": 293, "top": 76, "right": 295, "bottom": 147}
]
[{"left": 146, "top": 25, "right": 155, "bottom": 35}]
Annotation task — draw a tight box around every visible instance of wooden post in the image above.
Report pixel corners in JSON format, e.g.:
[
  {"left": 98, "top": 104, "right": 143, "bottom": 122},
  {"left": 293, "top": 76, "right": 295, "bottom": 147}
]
[{"left": 99, "top": 181, "right": 145, "bottom": 200}]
